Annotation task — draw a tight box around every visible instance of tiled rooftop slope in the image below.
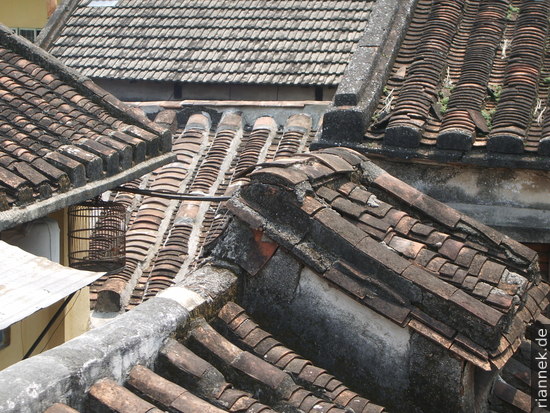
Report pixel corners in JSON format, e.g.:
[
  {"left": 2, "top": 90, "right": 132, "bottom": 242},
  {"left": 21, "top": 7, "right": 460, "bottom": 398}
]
[
  {"left": 46, "top": 0, "right": 373, "bottom": 86},
  {"left": 94, "top": 110, "right": 316, "bottom": 311},
  {"left": 0, "top": 24, "right": 170, "bottom": 212},
  {"left": 224, "top": 147, "right": 549, "bottom": 371},
  {"left": 45, "top": 302, "right": 386, "bottom": 413},
  {"left": 365, "top": 0, "right": 550, "bottom": 158}
]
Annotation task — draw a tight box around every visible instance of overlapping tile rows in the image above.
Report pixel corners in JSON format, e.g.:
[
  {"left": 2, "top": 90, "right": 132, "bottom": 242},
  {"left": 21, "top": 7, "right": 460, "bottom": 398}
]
[
  {"left": 46, "top": 0, "right": 373, "bottom": 86},
  {"left": 385, "top": 0, "right": 466, "bottom": 147},
  {"left": 93, "top": 110, "right": 315, "bottom": 311},
  {"left": 438, "top": 0, "right": 508, "bottom": 150},
  {"left": 218, "top": 302, "right": 386, "bottom": 413},
  {"left": 225, "top": 147, "right": 549, "bottom": 371},
  {"left": 488, "top": 1, "right": 550, "bottom": 153},
  {"left": 366, "top": 0, "right": 550, "bottom": 158},
  {"left": 0, "top": 24, "right": 170, "bottom": 211},
  {"left": 47, "top": 303, "right": 386, "bottom": 412}
]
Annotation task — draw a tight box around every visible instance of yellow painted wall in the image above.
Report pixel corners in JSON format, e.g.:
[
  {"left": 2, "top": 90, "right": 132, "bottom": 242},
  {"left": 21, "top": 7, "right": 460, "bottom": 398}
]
[
  {"left": 0, "top": 287, "right": 90, "bottom": 370},
  {"left": 0, "top": 206, "right": 91, "bottom": 371},
  {"left": 0, "top": 0, "right": 62, "bottom": 29}
]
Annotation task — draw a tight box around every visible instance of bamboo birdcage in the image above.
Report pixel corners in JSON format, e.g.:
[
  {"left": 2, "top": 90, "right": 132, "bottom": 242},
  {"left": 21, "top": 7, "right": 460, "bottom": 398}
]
[{"left": 68, "top": 198, "right": 126, "bottom": 273}]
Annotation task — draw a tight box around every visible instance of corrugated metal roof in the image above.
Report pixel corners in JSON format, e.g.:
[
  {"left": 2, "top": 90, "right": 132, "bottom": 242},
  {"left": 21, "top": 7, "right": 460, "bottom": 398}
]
[{"left": 0, "top": 241, "right": 104, "bottom": 329}]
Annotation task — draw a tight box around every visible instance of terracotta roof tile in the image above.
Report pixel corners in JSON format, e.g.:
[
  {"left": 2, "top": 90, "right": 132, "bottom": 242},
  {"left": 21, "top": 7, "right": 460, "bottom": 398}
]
[
  {"left": 89, "top": 378, "right": 164, "bottom": 413},
  {"left": 93, "top": 110, "right": 316, "bottom": 310},
  {"left": 217, "top": 302, "right": 386, "bottom": 412},
  {"left": 358, "top": 0, "right": 550, "bottom": 165},
  {"left": 45, "top": 1, "right": 373, "bottom": 86},
  {"left": 44, "top": 404, "right": 79, "bottom": 413},
  {"left": 0, "top": 25, "right": 171, "bottom": 219},
  {"left": 220, "top": 147, "right": 548, "bottom": 371}
]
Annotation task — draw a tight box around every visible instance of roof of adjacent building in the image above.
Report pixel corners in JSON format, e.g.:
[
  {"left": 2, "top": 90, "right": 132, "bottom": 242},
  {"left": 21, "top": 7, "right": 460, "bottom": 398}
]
[
  {"left": 218, "top": 146, "right": 549, "bottom": 371},
  {"left": 320, "top": 0, "right": 550, "bottom": 169},
  {"left": 27, "top": 295, "right": 387, "bottom": 413},
  {"left": 0, "top": 241, "right": 103, "bottom": 329},
  {"left": 41, "top": 0, "right": 373, "bottom": 86},
  {"left": 91, "top": 107, "right": 318, "bottom": 312},
  {"left": 0, "top": 23, "right": 174, "bottom": 230},
  {"left": 0, "top": 135, "right": 545, "bottom": 412},
  {"left": 87, "top": 301, "right": 385, "bottom": 413}
]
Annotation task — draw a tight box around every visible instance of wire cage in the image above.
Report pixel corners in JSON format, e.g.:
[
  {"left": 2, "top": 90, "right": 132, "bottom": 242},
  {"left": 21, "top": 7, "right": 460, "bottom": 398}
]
[{"left": 68, "top": 198, "right": 126, "bottom": 273}]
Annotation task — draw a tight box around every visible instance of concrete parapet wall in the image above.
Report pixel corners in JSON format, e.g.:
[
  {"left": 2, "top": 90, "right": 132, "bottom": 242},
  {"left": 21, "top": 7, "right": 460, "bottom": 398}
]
[{"left": 0, "top": 265, "right": 237, "bottom": 413}]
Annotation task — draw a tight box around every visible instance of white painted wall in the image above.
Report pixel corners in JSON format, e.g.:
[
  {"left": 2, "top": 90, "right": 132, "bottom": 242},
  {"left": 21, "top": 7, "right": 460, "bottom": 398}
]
[
  {"left": 291, "top": 267, "right": 411, "bottom": 398},
  {"left": 376, "top": 160, "right": 550, "bottom": 243},
  {"left": 1, "top": 217, "right": 60, "bottom": 263}
]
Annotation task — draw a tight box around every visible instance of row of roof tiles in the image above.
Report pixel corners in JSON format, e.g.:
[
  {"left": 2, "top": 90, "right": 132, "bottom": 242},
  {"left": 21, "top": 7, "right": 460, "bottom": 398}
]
[
  {"left": 92, "top": 110, "right": 316, "bottom": 311},
  {"left": 0, "top": 23, "right": 171, "bottom": 216},
  {"left": 44, "top": 0, "right": 373, "bottom": 85},
  {"left": 360, "top": 0, "right": 550, "bottom": 162},
  {"left": 44, "top": 302, "right": 386, "bottom": 413}
]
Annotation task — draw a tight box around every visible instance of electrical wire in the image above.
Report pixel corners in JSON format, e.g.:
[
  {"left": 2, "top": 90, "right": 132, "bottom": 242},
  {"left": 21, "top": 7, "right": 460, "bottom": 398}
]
[
  {"left": 36, "top": 290, "right": 82, "bottom": 355},
  {"left": 113, "top": 186, "right": 231, "bottom": 201}
]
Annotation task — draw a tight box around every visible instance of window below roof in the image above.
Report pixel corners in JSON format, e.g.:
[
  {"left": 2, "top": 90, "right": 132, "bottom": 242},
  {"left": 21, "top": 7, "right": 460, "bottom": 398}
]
[
  {"left": 87, "top": 0, "right": 119, "bottom": 7},
  {"left": 11, "top": 28, "right": 41, "bottom": 43},
  {"left": 0, "top": 328, "right": 9, "bottom": 350}
]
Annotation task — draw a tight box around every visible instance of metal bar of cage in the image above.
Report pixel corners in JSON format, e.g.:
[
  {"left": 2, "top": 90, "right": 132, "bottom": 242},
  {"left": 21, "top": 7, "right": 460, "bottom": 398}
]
[{"left": 68, "top": 198, "right": 126, "bottom": 273}]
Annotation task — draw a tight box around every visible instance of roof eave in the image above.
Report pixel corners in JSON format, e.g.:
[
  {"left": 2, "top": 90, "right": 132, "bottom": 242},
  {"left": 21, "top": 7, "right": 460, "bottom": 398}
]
[{"left": 0, "top": 152, "right": 175, "bottom": 232}]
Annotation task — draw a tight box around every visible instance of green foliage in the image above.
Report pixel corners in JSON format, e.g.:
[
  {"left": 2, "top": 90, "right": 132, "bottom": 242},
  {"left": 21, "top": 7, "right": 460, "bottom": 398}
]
[
  {"left": 506, "top": 5, "right": 519, "bottom": 20},
  {"left": 488, "top": 84, "right": 502, "bottom": 102},
  {"left": 439, "top": 96, "right": 449, "bottom": 114},
  {"left": 481, "top": 108, "right": 496, "bottom": 128}
]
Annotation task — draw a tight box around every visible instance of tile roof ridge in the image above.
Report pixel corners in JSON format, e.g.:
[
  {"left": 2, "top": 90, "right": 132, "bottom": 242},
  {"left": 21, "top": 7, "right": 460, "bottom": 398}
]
[
  {"left": 35, "top": 0, "right": 81, "bottom": 50},
  {"left": 217, "top": 148, "right": 548, "bottom": 370},
  {"left": 246, "top": 147, "right": 371, "bottom": 188}
]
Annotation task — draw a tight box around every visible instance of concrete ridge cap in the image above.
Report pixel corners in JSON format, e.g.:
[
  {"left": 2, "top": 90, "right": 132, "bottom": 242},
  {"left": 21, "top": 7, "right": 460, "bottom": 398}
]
[{"left": 158, "top": 286, "right": 206, "bottom": 312}]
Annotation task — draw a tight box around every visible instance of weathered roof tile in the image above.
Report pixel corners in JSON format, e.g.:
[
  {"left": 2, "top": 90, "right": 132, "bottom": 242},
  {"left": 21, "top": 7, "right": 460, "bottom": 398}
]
[
  {"left": 218, "top": 148, "right": 547, "bottom": 371},
  {"left": 0, "top": 25, "right": 172, "bottom": 225},
  {"left": 45, "top": 1, "right": 374, "bottom": 87}
]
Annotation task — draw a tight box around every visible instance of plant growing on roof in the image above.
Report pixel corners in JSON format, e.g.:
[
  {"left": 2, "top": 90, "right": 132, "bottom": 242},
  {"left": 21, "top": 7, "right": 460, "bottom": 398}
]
[
  {"left": 506, "top": 5, "right": 519, "bottom": 20},
  {"left": 481, "top": 107, "right": 496, "bottom": 129},
  {"left": 488, "top": 84, "right": 502, "bottom": 102}
]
